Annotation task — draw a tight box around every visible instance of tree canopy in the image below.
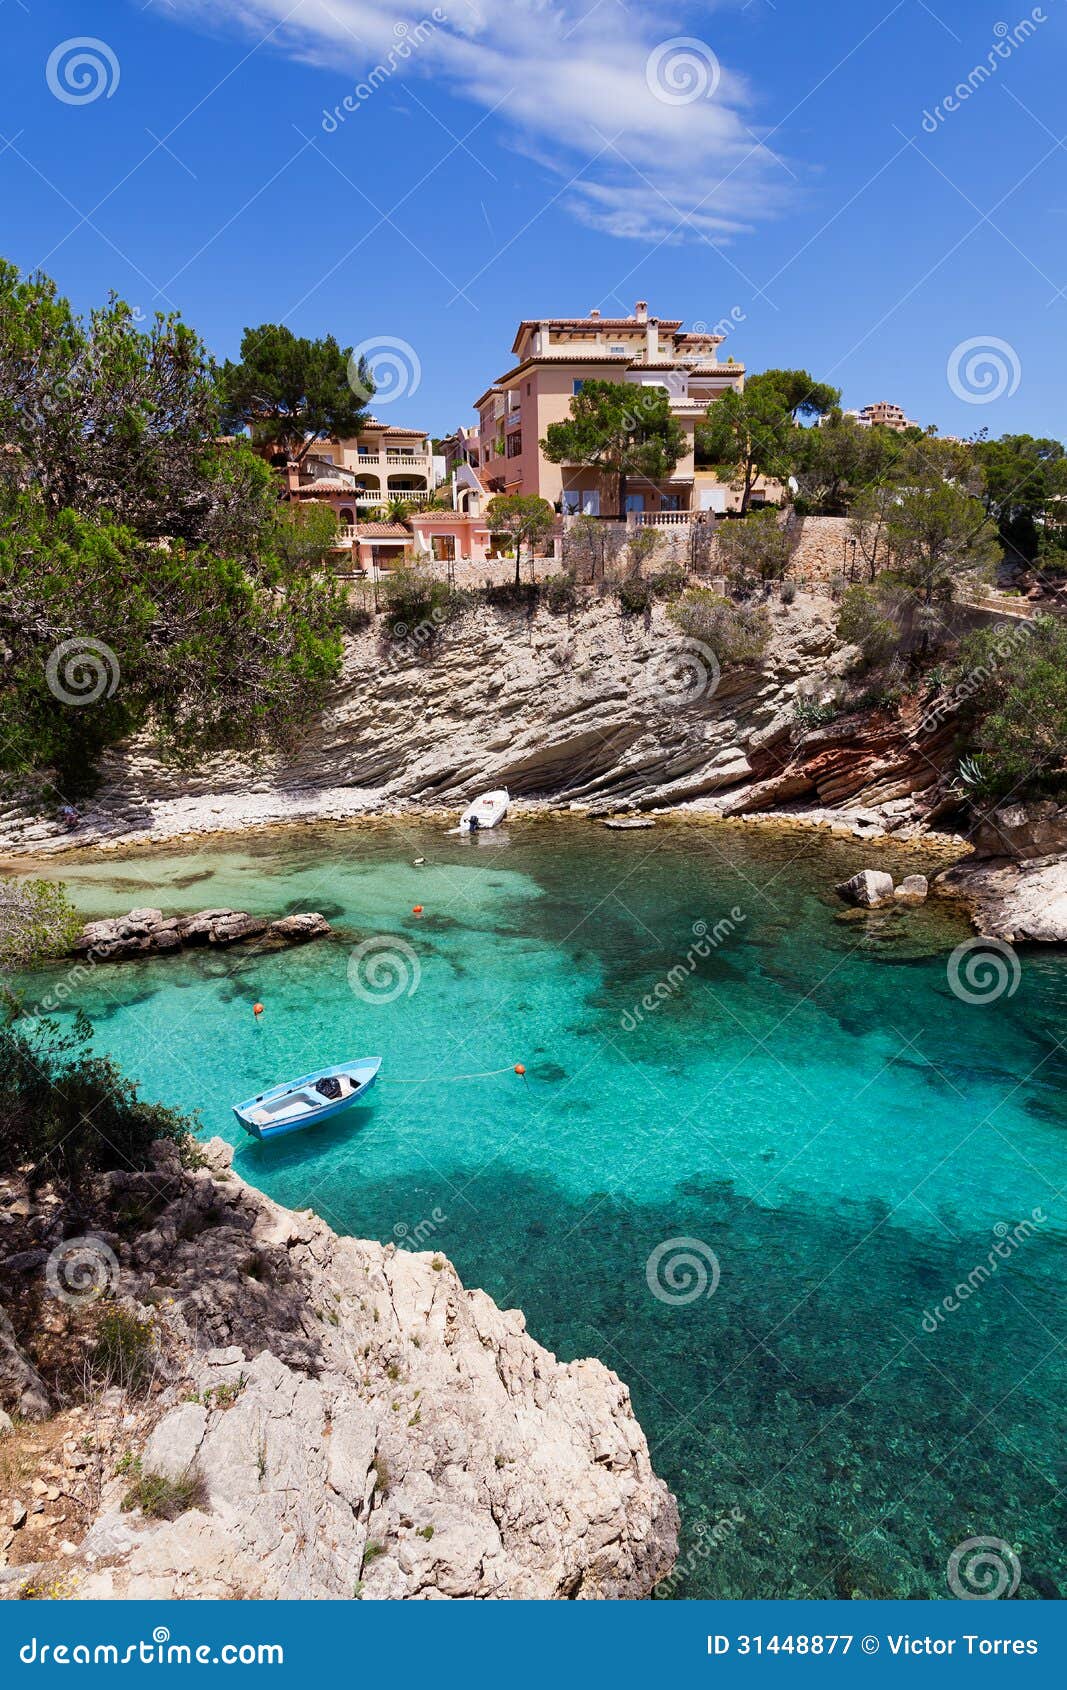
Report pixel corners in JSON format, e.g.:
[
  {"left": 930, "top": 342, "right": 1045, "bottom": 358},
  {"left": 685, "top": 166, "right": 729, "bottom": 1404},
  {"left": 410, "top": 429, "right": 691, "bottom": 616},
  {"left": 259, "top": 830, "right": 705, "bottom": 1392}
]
[
  {"left": 696, "top": 369, "right": 839, "bottom": 512},
  {"left": 0, "top": 260, "right": 349, "bottom": 796},
  {"left": 486, "top": 493, "right": 556, "bottom": 586},
  {"left": 221, "top": 323, "right": 372, "bottom": 462},
  {"left": 541, "top": 380, "right": 686, "bottom": 517}
]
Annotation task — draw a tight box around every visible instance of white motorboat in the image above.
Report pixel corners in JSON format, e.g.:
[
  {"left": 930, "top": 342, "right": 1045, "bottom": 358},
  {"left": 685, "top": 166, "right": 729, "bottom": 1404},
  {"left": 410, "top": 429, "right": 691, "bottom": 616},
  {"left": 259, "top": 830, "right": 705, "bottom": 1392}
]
[{"left": 456, "top": 788, "right": 510, "bottom": 832}]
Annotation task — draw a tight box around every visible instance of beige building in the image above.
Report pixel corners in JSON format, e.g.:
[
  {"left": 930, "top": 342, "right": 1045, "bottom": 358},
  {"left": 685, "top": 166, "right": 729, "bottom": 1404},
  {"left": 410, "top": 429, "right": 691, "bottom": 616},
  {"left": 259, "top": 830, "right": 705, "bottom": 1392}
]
[
  {"left": 282, "top": 418, "right": 439, "bottom": 515},
  {"left": 462, "top": 303, "right": 762, "bottom": 520},
  {"left": 854, "top": 401, "right": 918, "bottom": 432}
]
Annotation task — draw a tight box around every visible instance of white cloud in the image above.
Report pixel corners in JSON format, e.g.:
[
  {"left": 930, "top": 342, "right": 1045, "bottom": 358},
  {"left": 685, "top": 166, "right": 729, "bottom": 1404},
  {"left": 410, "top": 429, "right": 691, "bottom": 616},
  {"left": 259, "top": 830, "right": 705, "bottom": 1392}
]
[{"left": 165, "top": 0, "right": 793, "bottom": 242}]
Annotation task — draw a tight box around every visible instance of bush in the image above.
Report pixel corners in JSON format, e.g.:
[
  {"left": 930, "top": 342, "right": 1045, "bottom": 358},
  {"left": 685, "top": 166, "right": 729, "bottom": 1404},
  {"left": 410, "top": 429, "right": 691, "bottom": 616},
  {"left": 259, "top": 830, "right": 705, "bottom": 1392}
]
[
  {"left": 668, "top": 590, "right": 771, "bottom": 667},
  {"left": 380, "top": 567, "right": 463, "bottom": 640},
  {"left": 122, "top": 1459, "right": 207, "bottom": 1519},
  {"left": 716, "top": 509, "right": 792, "bottom": 583},
  {"left": 485, "top": 581, "right": 539, "bottom": 610},
  {"left": 0, "top": 1011, "right": 196, "bottom": 1190},
  {"left": 0, "top": 879, "right": 81, "bottom": 970},
  {"left": 90, "top": 1308, "right": 158, "bottom": 1396},
  {"left": 617, "top": 575, "right": 654, "bottom": 614},
  {"left": 955, "top": 614, "right": 1067, "bottom": 796},
  {"left": 339, "top": 601, "right": 373, "bottom": 634},
  {"left": 541, "top": 572, "right": 578, "bottom": 613},
  {"left": 837, "top": 579, "right": 907, "bottom": 665}
]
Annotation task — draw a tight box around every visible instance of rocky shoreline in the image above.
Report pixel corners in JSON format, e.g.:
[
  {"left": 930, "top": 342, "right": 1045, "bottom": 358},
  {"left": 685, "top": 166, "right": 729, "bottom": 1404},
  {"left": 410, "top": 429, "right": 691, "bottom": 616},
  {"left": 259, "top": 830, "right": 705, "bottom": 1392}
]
[{"left": 0, "top": 1140, "right": 678, "bottom": 1600}]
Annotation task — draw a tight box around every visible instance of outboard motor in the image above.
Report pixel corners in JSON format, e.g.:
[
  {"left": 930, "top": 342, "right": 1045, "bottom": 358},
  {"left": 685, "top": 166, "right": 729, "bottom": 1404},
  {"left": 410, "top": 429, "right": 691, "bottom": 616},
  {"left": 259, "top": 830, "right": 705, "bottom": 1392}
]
[{"left": 468, "top": 813, "right": 480, "bottom": 830}]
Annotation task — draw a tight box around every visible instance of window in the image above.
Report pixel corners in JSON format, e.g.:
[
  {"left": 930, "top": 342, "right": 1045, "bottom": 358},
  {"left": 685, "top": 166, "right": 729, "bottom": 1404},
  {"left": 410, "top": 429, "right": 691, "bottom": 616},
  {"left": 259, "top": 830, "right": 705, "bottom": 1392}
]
[
  {"left": 506, "top": 432, "right": 523, "bottom": 458},
  {"left": 572, "top": 379, "right": 585, "bottom": 396},
  {"left": 625, "top": 493, "right": 645, "bottom": 513},
  {"left": 660, "top": 495, "right": 680, "bottom": 513},
  {"left": 563, "top": 489, "right": 599, "bottom": 516},
  {"left": 609, "top": 343, "right": 626, "bottom": 354}
]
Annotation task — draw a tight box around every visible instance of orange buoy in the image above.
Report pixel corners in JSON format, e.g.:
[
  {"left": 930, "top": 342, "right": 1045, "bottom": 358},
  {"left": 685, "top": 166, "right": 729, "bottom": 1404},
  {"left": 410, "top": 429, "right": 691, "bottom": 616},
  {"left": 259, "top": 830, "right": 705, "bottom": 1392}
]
[
  {"left": 253, "top": 1003, "right": 264, "bottom": 1017},
  {"left": 514, "top": 1063, "right": 526, "bottom": 1076},
  {"left": 412, "top": 904, "right": 424, "bottom": 916}
]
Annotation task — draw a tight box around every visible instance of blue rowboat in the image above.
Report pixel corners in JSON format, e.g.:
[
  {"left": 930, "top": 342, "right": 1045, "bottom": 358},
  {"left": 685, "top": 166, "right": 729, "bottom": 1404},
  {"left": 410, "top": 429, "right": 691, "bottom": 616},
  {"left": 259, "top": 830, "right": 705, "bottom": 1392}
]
[{"left": 233, "top": 1057, "right": 381, "bottom": 1140}]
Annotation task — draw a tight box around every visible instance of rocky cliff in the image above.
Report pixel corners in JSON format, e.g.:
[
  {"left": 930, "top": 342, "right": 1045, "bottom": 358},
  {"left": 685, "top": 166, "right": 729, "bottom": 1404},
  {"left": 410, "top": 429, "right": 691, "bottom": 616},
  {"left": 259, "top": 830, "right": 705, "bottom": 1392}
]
[
  {"left": 0, "top": 591, "right": 961, "bottom": 852},
  {"left": 0, "top": 1140, "right": 678, "bottom": 1601}
]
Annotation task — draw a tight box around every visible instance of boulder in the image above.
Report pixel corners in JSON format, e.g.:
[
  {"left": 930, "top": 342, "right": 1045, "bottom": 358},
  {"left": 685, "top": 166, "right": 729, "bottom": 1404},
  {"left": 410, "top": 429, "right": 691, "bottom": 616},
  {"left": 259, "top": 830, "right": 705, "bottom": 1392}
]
[
  {"left": 894, "top": 874, "right": 929, "bottom": 902},
  {"left": 835, "top": 868, "right": 895, "bottom": 908},
  {"left": 175, "top": 909, "right": 238, "bottom": 945},
  {"left": 970, "top": 800, "right": 1067, "bottom": 862},
  {"left": 265, "top": 913, "right": 331, "bottom": 941},
  {"left": 206, "top": 913, "right": 269, "bottom": 946}
]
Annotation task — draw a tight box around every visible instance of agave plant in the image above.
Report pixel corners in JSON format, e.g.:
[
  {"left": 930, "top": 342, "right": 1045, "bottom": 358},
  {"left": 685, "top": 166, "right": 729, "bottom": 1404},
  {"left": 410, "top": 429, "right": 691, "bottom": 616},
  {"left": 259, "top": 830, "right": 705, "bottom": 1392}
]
[{"left": 954, "top": 753, "right": 997, "bottom": 801}]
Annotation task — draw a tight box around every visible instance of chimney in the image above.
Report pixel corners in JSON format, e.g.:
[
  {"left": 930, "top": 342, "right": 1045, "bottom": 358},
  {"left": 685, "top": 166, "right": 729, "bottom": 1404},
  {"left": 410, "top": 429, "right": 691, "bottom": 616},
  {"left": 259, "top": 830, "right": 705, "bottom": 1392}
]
[
  {"left": 589, "top": 307, "right": 601, "bottom": 318},
  {"left": 646, "top": 317, "right": 659, "bottom": 361},
  {"left": 634, "top": 300, "right": 648, "bottom": 322}
]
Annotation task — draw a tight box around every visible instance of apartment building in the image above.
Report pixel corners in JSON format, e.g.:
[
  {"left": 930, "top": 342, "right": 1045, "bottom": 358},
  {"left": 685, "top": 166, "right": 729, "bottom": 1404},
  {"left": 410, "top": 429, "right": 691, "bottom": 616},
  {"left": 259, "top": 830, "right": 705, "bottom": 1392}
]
[
  {"left": 463, "top": 303, "right": 752, "bottom": 518},
  {"left": 282, "top": 418, "right": 440, "bottom": 517}
]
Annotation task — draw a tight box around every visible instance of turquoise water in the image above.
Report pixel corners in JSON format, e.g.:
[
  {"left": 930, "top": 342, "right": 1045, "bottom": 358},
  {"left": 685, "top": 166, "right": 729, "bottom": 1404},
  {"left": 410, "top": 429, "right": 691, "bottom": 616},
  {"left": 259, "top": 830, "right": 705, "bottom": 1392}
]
[{"left": 14, "top": 821, "right": 1067, "bottom": 1598}]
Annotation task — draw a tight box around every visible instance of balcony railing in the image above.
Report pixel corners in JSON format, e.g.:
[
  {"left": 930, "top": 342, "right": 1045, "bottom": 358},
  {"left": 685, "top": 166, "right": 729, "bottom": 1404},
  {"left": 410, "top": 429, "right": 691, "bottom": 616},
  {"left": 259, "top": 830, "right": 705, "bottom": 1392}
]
[{"left": 631, "top": 509, "right": 694, "bottom": 526}]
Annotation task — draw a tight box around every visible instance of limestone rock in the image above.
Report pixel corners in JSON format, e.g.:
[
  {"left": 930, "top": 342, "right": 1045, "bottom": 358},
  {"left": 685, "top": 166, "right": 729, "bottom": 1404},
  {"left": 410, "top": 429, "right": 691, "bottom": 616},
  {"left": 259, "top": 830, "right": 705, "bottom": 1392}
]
[
  {"left": 937, "top": 854, "right": 1067, "bottom": 943},
  {"left": 969, "top": 800, "right": 1067, "bottom": 862},
  {"left": 0, "top": 1306, "right": 51, "bottom": 1421},
  {"left": 43, "top": 1142, "right": 677, "bottom": 1601},
  {"left": 894, "top": 874, "right": 929, "bottom": 902},
  {"left": 835, "top": 869, "right": 895, "bottom": 908},
  {"left": 265, "top": 912, "right": 331, "bottom": 941}
]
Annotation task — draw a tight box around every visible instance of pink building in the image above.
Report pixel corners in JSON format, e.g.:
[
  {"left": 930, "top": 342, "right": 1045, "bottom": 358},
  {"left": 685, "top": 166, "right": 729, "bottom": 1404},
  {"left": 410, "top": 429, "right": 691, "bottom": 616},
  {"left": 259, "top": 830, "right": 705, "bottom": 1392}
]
[{"left": 462, "top": 303, "right": 754, "bottom": 518}]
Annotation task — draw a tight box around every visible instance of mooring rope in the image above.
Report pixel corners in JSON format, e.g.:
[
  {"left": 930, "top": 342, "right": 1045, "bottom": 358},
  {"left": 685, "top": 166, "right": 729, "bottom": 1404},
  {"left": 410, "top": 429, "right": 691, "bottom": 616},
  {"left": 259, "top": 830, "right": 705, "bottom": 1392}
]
[{"left": 380, "top": 1065, "right": 524, "bottom": 1084}]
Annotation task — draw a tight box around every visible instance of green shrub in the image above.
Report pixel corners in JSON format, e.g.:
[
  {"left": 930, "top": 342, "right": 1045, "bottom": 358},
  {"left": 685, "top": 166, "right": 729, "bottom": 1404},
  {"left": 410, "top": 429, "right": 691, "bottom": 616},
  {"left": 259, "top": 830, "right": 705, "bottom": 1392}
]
[
  {"left": 617, "top": 575, "right": 655, "bottom": 614},
  {"left": 485, "top": 580, "right": 539, "bottom": 610},
  {"left": 716, "top": 508, "right": 792, "bottom": 583},
  {"left": 542, "top": 572, "right": 579, "bottom": 613},
  {"left": 0, "top": 879, "right": 81, "bottom": 969},
  {"left": 0, "top": 1011, "right": 196, "bottom": 1190},
  {"left": 122, "top": 1461, "right": 207, "bottom": 1519},
  {"left": 954, "top": 614, "right": 1067, "bottom": 796},
  {"left": 380, "top": 568, "right": 463, "bottom": 640},
  {"left": 90, "top": 1309, "right": 158, "bottom": 1396},
  {"left": 837, "top": 579, "right": 907, "bottom": 664},
  {"left": 668, "top": 591, "right": 771, "bottom": 667}
]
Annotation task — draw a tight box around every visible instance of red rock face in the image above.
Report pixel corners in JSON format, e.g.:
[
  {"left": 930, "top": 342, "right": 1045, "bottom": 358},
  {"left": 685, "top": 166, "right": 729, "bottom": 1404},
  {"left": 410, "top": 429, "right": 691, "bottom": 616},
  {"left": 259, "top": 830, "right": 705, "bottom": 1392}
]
[{"left": 737, "top": 699, "right": 959, "bottom": 814}]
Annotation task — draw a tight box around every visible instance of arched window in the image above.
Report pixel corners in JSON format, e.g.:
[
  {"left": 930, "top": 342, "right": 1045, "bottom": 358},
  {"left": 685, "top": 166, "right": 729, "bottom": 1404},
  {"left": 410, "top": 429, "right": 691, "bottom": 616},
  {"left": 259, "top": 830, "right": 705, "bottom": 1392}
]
[{"left": 339, "top": 507, "right": 355, "bottom": 525}]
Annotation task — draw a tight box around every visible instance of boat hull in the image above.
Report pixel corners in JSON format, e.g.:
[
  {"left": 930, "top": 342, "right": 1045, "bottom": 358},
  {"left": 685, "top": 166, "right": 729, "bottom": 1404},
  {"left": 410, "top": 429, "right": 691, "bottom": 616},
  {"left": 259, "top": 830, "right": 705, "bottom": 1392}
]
[
  {"left": 233, "top": 1058, "right": 381, "bottom": 1141},
  {"left": 458, "top": 788, "right": 510, "bottom": 832}
]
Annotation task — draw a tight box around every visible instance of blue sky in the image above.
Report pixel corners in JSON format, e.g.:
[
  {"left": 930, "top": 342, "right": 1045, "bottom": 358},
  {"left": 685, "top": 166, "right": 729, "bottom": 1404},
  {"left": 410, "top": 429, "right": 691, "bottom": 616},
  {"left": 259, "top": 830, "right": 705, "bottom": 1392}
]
[{"left": 2, "top": 0, "right": 1066, "bottom": 439}]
